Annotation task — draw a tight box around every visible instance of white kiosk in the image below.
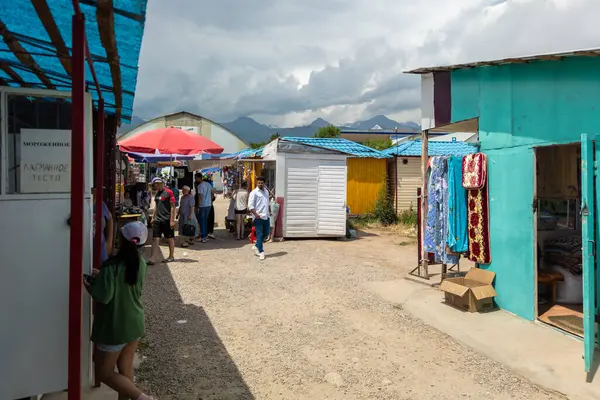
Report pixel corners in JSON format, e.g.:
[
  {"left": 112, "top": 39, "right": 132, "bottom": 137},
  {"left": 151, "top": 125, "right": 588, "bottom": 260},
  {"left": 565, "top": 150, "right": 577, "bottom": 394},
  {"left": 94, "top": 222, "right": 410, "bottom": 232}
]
[{"left": 0, "top": 88, "right": 95, "bottom": 399}]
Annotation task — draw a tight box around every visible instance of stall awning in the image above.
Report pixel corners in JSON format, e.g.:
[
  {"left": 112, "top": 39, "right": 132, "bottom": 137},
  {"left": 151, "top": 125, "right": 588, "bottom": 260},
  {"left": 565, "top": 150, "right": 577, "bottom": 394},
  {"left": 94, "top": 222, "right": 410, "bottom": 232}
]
[
  {"left": 124, "top": 151, "right": 197, "bottom": 163},
  {"left": 1, "top": 0, "right": 148, "bottom": 123}
]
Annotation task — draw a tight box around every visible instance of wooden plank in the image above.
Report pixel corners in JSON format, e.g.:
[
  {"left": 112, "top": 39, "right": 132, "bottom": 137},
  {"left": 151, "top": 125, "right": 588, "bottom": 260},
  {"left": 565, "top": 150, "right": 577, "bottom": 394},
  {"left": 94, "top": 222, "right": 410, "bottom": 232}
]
[
  {"left": 0, "top": 18, "right": 55, "bottom": 89},
  {"left": 96, "top": 0, "right": 123, "bottom": 121},
  {"left": 31, "top": 0, "right": 72, "bottom": 76}
]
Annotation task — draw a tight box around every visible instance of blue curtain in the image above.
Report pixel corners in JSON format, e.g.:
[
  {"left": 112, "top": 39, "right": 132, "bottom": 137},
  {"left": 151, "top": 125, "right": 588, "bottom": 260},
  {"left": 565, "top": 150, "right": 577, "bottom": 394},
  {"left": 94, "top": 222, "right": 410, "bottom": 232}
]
[{"left": 446, "top": 156, "right": 468, "bottom": 253}]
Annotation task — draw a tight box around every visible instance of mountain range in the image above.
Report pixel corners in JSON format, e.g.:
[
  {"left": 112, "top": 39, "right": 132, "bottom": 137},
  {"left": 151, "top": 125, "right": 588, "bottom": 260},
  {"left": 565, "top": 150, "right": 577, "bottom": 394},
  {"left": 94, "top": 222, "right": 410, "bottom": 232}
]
[{"left": 118, "top": 114, "right": 420, "bottom": 144}]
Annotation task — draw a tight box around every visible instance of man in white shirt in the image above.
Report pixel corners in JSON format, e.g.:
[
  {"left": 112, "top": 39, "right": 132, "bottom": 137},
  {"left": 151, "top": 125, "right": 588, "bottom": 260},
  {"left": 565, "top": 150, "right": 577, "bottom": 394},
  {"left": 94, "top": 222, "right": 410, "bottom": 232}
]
[{"left": 248, "top": 176, "right": 270, "bottom": 260}]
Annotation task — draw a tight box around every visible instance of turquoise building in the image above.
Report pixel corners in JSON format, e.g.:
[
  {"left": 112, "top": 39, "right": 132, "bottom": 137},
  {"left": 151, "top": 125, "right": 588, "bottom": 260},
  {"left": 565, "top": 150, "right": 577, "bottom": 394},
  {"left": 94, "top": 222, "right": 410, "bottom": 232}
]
[{"left": 408, "top": 49, "right": 600, "bottom": 371}]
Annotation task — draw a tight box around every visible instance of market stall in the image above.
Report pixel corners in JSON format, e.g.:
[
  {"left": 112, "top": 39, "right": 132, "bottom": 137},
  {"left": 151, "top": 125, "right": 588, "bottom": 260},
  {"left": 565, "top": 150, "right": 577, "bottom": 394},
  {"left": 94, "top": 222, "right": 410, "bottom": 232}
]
[
  {"left": 0, "top": 1, "right": 149, "bottom": 398},
  {"left": 407, "top": 49, "right": 600, "bottom": 372},
  {"left": 262, "top": 138, "right": 348, "bottom": 239}
]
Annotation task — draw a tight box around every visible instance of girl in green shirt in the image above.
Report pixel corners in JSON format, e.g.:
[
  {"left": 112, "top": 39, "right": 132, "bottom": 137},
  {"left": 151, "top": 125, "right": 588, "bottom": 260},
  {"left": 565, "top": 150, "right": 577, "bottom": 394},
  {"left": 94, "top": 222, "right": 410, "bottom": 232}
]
[{"left": 85, "top": 221, "right": 154, "bottom": 400}]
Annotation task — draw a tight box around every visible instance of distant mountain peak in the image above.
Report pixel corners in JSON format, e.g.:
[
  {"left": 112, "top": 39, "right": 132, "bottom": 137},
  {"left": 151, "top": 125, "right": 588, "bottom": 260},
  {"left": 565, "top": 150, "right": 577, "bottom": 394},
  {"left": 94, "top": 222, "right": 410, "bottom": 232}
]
[
  {"left": 309, "top": 118, "right": 331, "bottom": 127},
  {"left": 220, "top": 115, "right": 419, "bottom": 144}
]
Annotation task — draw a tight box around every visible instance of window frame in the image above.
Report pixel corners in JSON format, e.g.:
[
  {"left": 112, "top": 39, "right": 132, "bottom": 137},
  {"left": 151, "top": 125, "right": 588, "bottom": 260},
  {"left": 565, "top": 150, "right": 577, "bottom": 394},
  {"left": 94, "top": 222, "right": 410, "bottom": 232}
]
[{"left": 0, "top": 86, "right": 93, "bottom": 200}]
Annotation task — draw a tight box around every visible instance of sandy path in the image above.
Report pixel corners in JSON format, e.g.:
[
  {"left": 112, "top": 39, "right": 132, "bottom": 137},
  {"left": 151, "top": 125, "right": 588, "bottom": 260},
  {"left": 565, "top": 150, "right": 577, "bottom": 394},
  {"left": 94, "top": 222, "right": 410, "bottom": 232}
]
[{"left": 135, "top": 199, "right": 561, "bottom": 400}]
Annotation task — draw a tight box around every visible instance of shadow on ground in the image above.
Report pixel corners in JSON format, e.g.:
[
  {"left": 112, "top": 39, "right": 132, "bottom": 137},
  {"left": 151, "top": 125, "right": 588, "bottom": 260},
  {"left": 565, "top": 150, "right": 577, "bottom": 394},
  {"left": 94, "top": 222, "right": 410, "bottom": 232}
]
[{"left": 136, "top": 249, "right": 254, "bottom": 400}]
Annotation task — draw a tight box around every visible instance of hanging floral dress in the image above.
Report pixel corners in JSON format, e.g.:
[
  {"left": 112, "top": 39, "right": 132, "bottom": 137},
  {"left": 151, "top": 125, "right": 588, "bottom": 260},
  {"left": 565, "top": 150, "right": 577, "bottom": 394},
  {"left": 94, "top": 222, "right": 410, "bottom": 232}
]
[{"left": 424, "top": 156, "right": 459, "bottom": 264}]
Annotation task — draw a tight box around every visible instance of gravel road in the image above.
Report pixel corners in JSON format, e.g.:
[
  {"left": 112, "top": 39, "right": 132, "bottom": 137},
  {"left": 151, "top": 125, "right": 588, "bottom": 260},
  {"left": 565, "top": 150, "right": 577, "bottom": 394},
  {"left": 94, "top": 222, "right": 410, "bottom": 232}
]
[{"left": 135, "top": 200, "right": 563, "bottom": 400}]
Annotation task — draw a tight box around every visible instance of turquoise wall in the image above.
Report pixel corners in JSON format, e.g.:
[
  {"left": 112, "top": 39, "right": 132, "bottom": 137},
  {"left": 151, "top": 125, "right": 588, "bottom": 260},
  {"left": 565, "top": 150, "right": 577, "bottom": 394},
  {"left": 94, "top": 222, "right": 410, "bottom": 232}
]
[{"left": 450, "top": 57, "right": 600, "bottom": 320}]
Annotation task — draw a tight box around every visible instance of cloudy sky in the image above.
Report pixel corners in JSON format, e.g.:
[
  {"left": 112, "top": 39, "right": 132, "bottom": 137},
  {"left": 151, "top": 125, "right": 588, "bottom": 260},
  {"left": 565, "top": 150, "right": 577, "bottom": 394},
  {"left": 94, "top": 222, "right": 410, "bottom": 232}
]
[{"left": 133, "top": 0, "right": 600, "bottom": 127}]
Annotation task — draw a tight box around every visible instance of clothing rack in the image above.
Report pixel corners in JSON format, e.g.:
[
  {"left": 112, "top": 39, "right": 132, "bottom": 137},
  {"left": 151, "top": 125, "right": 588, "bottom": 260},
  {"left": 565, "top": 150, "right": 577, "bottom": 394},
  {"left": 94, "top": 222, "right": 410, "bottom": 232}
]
[{"left": 410, "top": 187, "right": 460, "bottom": 280}]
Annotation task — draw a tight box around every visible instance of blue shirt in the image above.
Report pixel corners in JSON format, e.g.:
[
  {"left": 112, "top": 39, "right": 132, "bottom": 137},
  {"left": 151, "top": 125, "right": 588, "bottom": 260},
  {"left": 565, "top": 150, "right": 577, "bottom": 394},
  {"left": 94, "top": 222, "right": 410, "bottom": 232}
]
[
  {"left": 198, "top": 181, "right": 213, "bottom": 208},
  {"left": 93, "top": 201, "right": 111, "bottom": 262}
]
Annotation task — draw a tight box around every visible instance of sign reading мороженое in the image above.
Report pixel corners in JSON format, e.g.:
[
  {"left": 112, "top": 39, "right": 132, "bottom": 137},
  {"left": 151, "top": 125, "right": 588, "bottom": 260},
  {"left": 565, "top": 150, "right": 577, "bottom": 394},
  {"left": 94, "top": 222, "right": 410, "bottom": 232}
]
[{"left": 20, "top": 129, "right": 72, "bottom": 193}]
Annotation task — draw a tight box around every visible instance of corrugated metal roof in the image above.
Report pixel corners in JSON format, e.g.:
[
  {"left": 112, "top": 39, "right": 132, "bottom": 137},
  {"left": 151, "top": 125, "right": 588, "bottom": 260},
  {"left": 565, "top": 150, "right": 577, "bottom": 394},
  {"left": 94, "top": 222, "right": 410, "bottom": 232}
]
[
  {"left": 405, "top": 48, "right": 600, "bottom": 75},
  {"left": 382, "top": 140, "right": 477, "bottom": 157},
  {"left": 222, "top": 147, "right": 263, "bottom": 159},
  {"left": 282, "top": 137, "right": 391, "bottom": 158},
  {"left": 1, "top": 0, "right": 148, "bottom": 123}
]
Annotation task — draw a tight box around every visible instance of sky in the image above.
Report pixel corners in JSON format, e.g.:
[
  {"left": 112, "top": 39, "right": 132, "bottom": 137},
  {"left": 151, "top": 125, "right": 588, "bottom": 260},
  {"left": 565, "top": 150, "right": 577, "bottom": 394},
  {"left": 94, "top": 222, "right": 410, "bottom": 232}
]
[{"left": 133, "top": 0, "right": 600, "bottom": 127}]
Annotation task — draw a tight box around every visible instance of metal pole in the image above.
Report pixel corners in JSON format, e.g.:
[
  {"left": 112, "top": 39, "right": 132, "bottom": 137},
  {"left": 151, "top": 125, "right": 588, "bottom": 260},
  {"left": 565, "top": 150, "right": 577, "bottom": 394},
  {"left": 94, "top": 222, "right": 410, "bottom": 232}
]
[
  {"left": 92, "top": 100, "right": 104, "bottom": 388},
  {"left": 420, "top": 130, "right": 429, "bottom": 278},
  {"left": 68, "top": 11, "right": 85, "bottom": 400},
  {"left": 94, "top": 99, "right": 105, "bottom": 271}
]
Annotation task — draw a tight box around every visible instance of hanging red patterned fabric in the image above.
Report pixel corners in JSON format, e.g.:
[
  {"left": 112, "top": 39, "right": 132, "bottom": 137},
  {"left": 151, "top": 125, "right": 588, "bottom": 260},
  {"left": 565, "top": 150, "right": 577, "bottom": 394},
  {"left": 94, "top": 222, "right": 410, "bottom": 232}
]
[
  {"left": 462, "top": 153, "right": 487, "bottom": 189},
  {"left": 464, "top": 153, "right": 491, "bottom": 264}
]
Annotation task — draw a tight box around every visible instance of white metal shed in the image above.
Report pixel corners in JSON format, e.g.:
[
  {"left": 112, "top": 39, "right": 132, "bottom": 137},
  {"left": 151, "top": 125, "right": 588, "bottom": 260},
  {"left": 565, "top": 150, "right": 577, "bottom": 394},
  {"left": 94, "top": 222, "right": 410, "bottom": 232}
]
[{"left": 262, "top": 139, "right": 348, "bottom": 238}]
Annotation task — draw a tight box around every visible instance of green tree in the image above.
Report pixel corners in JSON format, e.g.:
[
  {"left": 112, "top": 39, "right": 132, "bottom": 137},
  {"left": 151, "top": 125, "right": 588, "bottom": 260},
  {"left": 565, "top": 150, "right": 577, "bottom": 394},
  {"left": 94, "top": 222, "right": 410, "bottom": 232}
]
[
  {"left": 363, "top": 138, "right": 393, "bottom": 150},
  {"left": 249, "top": 133, "right": 280, "bottom": 149},
  {"left": 314, "top": 125, "right": 341, "bottom": 138},
  {"left": 372, "top": 186, "right": 398, "bottom": 226}
]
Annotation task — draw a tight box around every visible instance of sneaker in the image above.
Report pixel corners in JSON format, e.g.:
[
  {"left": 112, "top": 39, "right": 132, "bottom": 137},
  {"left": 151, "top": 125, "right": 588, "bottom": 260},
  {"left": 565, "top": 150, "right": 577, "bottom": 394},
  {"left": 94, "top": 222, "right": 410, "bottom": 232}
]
[
  {"left": 201, "top": 238, "right": 208, "bottom": 243},
  {"left": 208, "top": 234, "right": 216, "bottom": 240},
  {"left": 251, "top": 245, "right": 257, "bottom": 251},
  {"left": 165, "top": 257, "right": 175, "bottom": 262},
  {"left": 259, "top": 252, "right": 265, "bottom": 260}
]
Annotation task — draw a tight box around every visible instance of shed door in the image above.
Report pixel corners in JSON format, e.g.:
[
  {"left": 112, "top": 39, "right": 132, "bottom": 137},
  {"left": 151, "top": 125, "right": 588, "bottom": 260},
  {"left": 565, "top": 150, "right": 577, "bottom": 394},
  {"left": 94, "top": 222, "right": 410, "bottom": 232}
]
[
  {"left": 284, "top": 159, "right": 319, "bottom": 237},
  {"left": 581, "top": 134, "right": 597, "bottom": 372},
  {"left": 317, "top": 164, "right": 347, "bottom": 236}
]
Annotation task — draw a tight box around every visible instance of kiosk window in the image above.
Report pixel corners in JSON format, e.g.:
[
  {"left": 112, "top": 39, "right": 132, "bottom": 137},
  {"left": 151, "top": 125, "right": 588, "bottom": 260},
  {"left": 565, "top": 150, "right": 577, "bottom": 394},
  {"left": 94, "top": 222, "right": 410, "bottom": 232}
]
[{"left": 6, "top": 95, "right": 72, "bottom": 194}]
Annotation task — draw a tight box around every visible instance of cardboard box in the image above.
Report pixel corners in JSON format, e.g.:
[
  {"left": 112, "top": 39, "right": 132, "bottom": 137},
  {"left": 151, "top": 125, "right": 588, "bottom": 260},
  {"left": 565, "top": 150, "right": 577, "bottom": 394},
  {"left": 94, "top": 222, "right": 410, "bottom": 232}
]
[{"left": 440, "top": 268, "right": 497, "bottom": 312}]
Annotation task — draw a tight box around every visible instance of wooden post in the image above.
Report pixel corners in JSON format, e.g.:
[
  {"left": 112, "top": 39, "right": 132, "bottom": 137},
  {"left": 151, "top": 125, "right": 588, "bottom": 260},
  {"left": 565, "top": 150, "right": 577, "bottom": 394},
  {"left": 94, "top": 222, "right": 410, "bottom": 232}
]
[{"left": 420, "top": 130, "right": 429, "bottom": 278}]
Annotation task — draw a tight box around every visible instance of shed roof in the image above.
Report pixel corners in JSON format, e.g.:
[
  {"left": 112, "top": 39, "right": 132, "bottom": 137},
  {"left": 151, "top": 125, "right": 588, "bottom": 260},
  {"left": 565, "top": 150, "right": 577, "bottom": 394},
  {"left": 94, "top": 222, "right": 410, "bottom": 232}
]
[
  {"left": 1, "top": 0, "right": 148, "bottom": 123},
  {"left": 405, "top": 48, "right": 600, "bottom": 75},
  {"left": 382, "top": 140, "right": 477, "bottom": 157},
  {"left": 282, "top": 137, "right": 391, "bottom": 158},
  {"left": 117, "top": 111, "right": 250, "bottom": 144}
]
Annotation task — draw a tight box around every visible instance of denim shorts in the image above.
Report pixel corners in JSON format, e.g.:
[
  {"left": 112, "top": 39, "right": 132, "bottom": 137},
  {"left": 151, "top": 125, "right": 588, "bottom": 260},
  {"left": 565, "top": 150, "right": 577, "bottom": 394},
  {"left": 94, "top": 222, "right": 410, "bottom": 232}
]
[{"left": 96, "top": 338, "right": 140, "bottom": 353}]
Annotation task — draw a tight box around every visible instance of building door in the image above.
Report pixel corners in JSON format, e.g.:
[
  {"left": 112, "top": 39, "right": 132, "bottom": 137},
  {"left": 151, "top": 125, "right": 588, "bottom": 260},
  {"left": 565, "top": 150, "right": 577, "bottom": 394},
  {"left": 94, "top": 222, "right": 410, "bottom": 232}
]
[
  {"left": 284, "top": 158, "right": 319, "bottom": 237},
  {"left": 581, "top": 133, "right": 597, "bottom": 372},
  {"left": 317, "top": 164, "right": 347, "bottom": 236}
]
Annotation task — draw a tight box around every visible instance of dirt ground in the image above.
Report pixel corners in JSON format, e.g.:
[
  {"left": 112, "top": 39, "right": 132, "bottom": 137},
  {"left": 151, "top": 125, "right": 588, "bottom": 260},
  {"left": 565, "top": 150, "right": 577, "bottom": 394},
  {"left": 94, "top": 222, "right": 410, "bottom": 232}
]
[{"left": 136, "top": 198, "right": 562, "bottom": 400}]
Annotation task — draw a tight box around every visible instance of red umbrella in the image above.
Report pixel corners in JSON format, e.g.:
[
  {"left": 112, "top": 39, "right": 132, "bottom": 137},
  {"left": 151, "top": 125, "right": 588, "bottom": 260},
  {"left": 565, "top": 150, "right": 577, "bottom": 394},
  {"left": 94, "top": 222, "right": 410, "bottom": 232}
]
[{"left": 118, "top": 127, "right": 224, "bottom": 155}]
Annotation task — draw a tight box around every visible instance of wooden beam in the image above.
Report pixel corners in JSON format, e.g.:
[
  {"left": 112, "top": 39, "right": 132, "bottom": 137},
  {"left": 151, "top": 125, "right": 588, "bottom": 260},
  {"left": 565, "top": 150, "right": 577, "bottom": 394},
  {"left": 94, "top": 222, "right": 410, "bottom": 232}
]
[
  {"left": 79, "top": 0, "right": 145, "bottom": 22},
  {"left": 31, "top": 0, "right": 72, "bottom": 76},
  {"left": 0, "top": 19, "right": 55, "bottom": 89},
  {"left": 96, "top": 0, "right": 122, "bottom": 121},
  {"left": 0, "top": 62, "right": 31, "bottom": 87}
]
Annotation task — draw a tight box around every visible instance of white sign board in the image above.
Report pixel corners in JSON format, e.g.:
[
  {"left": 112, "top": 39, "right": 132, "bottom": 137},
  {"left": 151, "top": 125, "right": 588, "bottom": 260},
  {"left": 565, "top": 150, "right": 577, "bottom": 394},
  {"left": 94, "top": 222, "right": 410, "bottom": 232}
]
[
  {"left": 20, "top": 129, "right": 71, "bottom": 193},
  {"left": 171, "top": 125, "right": 200, "bottom": 134}
]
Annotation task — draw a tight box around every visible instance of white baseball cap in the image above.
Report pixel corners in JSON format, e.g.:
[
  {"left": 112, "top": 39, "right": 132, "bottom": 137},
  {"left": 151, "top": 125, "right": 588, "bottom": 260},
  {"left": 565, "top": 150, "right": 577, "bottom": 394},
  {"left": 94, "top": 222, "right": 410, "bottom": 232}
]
[
  {"left": 121, "top": 221, "right": 148, "bottom": 246},
  {"left": 151, "top": 177, "right": 164, "bottom": 184}
]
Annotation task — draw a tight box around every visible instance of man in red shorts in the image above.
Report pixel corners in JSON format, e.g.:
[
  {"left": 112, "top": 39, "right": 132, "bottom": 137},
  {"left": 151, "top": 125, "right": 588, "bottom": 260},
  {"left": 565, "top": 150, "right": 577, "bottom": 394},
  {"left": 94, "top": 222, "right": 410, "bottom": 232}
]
[{"left": 149, "top": 177, "right": 175, "bottom": 264}]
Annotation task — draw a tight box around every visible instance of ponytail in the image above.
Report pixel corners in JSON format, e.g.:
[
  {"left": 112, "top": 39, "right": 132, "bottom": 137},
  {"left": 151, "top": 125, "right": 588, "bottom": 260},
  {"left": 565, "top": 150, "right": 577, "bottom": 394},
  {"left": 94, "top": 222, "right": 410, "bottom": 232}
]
[{"left": 114, "top": 232, "right": 140, "bottom": 285}]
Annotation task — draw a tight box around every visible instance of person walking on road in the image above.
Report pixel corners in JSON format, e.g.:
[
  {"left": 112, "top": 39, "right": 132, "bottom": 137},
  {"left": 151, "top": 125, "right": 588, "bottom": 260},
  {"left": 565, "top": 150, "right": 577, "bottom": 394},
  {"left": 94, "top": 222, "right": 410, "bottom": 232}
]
[
  {"left": 149, "top": 177, "right": 175, "bottom": 263},
  {"left": 233, "top": 181, "right": 249, "bottom": 240},
  {"left": 177, "top": 185, "right": 196, "bottom": 247},
  {"left": 248, "top": 176, "right": 270, "bottom": 260},
  {"left": 196, "top": 174, "right": 214, "bottom": 243},
  {"left": 207, "top": 176, "right": 216, "bottom": 240}
]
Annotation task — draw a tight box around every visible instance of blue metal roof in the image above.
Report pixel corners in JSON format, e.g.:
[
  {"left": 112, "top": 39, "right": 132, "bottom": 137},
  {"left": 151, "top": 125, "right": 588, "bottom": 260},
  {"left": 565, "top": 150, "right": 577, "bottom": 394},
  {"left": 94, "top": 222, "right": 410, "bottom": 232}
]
[
  {"left": 282, "top": 137, "right": 391, "bottom": 158},
  {"left": 222, "top": 147, "right": 264, "bottom": 159},
  {"left": 1, "top": 1, "right": 148, "bottom": 123},
  {"left": 382, "top": 140, "right": 478, "bottom": 157}
]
